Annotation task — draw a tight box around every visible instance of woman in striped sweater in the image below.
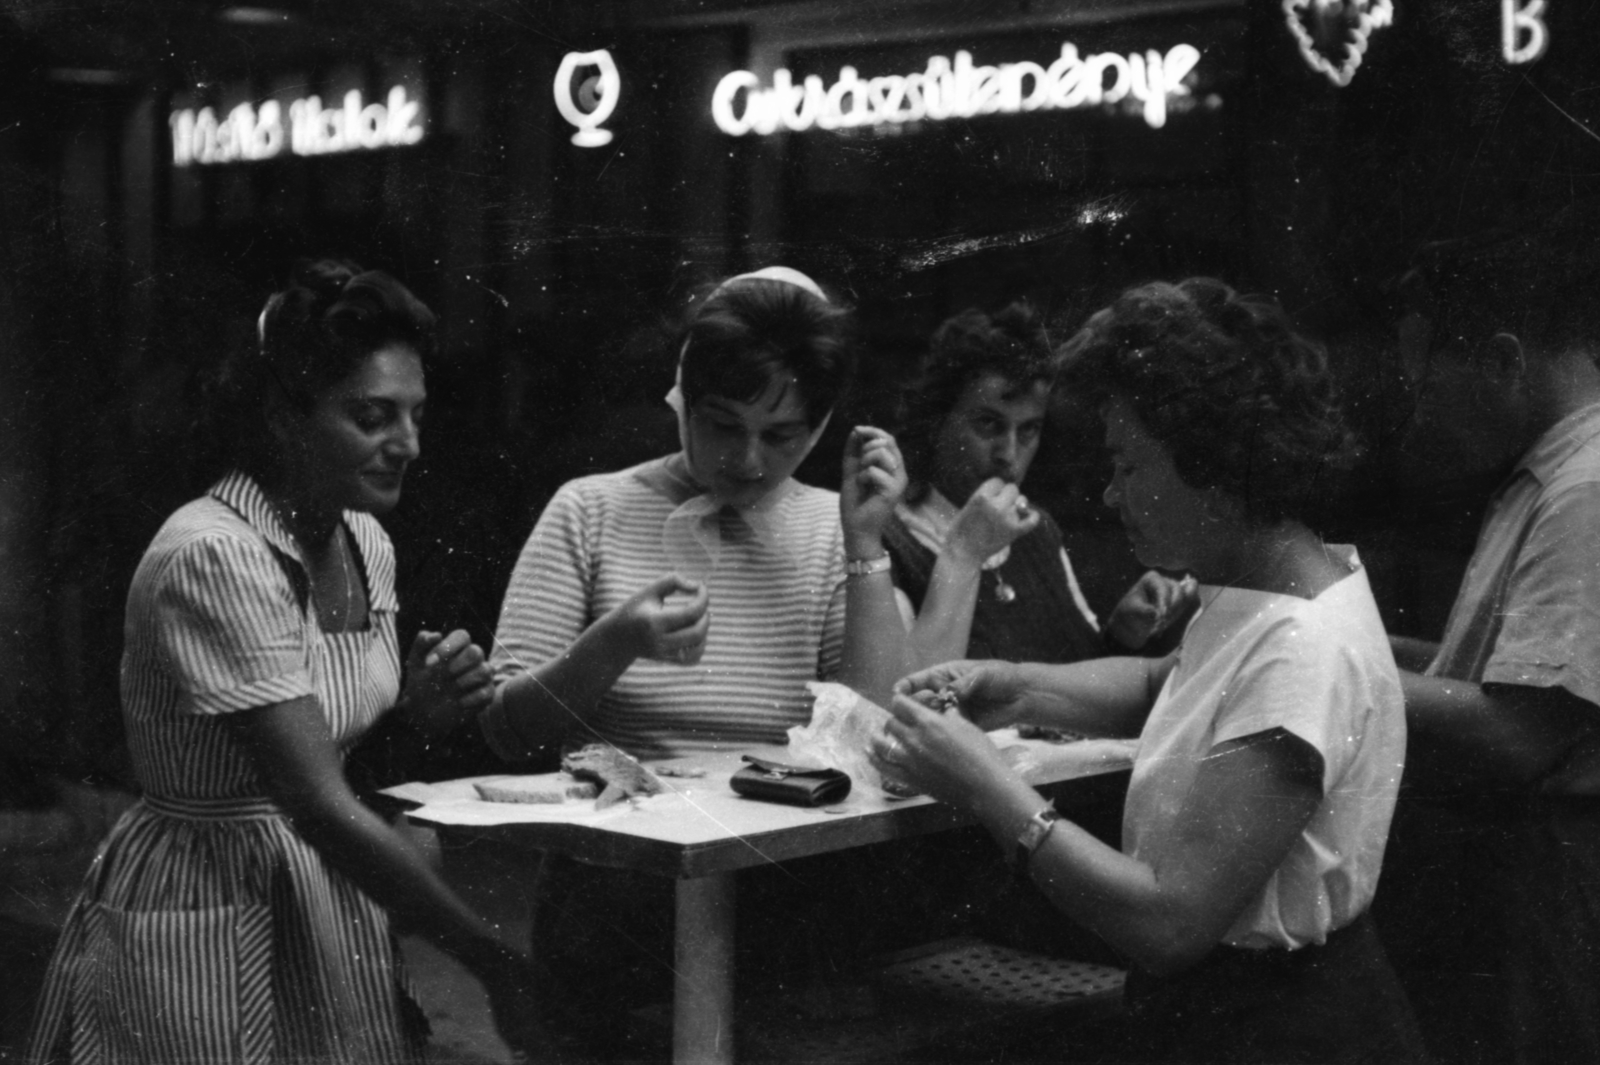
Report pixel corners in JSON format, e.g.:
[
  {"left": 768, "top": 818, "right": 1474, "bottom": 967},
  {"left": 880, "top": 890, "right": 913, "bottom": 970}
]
[
  {"left": 29, "top": 261, "right": 538, "bottom": 1064},
  {"left": 480, "top": 265, "right": 907, "bottom": 761},
  {"left": 477, "top": 266, "right": 912, "bottom": 1056}
]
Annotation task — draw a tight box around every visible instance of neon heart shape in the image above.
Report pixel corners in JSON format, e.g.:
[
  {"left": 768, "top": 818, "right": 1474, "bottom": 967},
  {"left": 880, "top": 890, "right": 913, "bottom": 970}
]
[{"left": 1282, "top": 0, "right": 1395, "bottom": 87}]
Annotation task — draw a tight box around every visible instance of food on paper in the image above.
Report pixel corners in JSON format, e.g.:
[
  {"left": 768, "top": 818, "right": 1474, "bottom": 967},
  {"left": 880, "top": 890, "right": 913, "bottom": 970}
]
[
  {"left": 652, "top": 763, "right": 708, "bottom": 779},
  {"left": 472, "top": 777, "right": 600, "bottom": 804},
  {"left": 563, "top": 744, "right": 665, "bottom": 808}
]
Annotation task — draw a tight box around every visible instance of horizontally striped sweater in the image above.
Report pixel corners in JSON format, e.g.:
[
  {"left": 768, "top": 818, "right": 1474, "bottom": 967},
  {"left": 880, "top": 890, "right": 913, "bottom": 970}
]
[{"left": 486, "top": 455, "right": 847, "bottom": 758}]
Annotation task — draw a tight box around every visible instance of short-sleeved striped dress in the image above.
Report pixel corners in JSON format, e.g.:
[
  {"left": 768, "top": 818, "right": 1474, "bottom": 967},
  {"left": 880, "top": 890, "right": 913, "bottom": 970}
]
[{"left": 28, "top": 472, "right": 424, "bottom": 1065}]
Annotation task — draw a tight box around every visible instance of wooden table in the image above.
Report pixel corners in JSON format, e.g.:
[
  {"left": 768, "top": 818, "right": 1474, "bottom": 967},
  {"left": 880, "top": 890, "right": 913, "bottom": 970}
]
[{"left": 390, "top": 737, "right": 1133, "bottom": 1065}]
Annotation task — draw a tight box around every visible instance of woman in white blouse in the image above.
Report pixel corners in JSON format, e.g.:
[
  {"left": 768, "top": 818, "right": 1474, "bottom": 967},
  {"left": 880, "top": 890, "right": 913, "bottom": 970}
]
[{"left": 874, "top": 278, "right": 1425, "bottom": 1063}]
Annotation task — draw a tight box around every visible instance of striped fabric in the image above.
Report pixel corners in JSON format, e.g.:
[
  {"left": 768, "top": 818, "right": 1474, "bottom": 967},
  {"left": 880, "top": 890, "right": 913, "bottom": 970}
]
[
  {"left": 486, "top": 455, "right": 847, "bottom": 758},
  {"left": 28, "top": 472, "right": 424, "bottom": 1065}
]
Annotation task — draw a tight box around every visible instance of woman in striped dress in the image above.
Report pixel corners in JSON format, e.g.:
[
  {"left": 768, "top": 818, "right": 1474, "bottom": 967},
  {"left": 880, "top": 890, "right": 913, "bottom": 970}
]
[
  {"left": 29, "top": 261, "right": 537, "bottom": 1064},
  {"left": 475, "top": 266, "right": 912, "bottom": 1056}
]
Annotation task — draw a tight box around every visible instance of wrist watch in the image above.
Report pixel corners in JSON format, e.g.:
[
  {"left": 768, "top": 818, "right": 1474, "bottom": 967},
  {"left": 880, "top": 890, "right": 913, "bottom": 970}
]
[{"left": 1011, "top": 802, "right": 1061, "bottom": 875}]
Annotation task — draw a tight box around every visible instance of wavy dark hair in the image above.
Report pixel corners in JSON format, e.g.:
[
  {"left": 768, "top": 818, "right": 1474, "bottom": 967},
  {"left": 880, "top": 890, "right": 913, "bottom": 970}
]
[
  {"left": 1059, "top": 277, "right": 1358, "bottom": 524},
  {"left": 898, "top": 301, "right": 1057, "bottom": 504},
  {"left": 209, "top": 258, "right": 436, "bottom": 479},
  {"left": 677, "top": 276, "right": 855, "bottom": 426}
]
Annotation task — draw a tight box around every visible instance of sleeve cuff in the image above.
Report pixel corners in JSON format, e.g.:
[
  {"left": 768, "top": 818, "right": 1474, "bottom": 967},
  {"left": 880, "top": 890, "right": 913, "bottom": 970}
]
[{"left": 1482, "top": 660, "right": 1600, "bottom": 712}]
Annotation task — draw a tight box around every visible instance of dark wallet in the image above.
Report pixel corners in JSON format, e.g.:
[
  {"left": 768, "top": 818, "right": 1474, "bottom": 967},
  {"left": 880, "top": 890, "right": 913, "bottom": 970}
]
[{"left": 729, "top": 755, "right": 852, "bottom": 807}]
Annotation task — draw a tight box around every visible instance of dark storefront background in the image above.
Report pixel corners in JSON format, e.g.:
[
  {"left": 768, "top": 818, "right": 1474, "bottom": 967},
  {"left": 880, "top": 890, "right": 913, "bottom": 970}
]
[{"left": 1, "top": 0, "right": 1597, "bottom": 791}]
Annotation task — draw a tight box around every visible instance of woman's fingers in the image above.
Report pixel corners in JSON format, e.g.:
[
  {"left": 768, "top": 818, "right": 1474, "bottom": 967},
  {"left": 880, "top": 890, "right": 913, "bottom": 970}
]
[
  {"left": 453, "top": 662, "right": 492, "bottom": 691},
  {"left": 658, "top": 584, "right": 711, "bottom": 629},
  {"left": 856, "top": 465, "right": 897, "bottom": 496},
  {"left": 895, "top": 660, "right": 965, "bottom": 696},
  {"left": 886, "top": 691, "right": 935, "bottom": 725},
  {"left": 423, "top": 629, "right": 475, "bottom": 668}
]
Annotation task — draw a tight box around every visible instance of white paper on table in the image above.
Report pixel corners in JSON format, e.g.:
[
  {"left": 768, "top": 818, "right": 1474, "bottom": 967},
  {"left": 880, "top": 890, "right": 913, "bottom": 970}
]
[{"left": 380, "top": 774, "right": 656, "bottom": 825}]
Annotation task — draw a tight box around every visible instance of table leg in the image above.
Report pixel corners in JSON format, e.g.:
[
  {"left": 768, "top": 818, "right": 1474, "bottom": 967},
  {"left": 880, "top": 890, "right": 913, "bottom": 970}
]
[{"left": 674, "top": 872, "right": 736, "bottom": 1065}]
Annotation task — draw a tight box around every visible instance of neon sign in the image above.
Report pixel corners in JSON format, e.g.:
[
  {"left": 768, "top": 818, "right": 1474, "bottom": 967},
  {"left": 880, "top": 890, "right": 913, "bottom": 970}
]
[
  {"left": 711, "top": 42, "right": 1203, "bottom": 136},
  {"left": 1502, "top": 0, "right": 1548, "bottom": 64},
  {"left": 1281, "top": 0, "right": 1393, "bottom": 87},
  {"left": 169, "top": 85, "right": 424, "bottom": 167},
  {"left": 554, "top": 50, "right": 621, "bottom": 147}
]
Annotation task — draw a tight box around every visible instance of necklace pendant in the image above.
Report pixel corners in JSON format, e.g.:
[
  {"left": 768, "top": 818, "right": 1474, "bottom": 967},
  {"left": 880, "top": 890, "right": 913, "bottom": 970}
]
[{"left": 993, "top": 575, "right": 1017, "bottom": 603}]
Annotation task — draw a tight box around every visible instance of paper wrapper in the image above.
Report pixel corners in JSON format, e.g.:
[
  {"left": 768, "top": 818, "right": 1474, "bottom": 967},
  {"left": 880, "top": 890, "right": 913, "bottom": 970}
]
[{"left": 788, "top": 681, "right": 909, "bottom": 796}]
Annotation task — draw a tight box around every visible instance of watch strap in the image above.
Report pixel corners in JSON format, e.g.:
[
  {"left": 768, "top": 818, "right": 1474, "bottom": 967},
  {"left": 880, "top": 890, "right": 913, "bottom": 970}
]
[
  {"left": 845, "top": 554, "right": 892, "bottom": 577},
  {"left": 1011, "top": 802, "right": 1061, "bottom": 874}
]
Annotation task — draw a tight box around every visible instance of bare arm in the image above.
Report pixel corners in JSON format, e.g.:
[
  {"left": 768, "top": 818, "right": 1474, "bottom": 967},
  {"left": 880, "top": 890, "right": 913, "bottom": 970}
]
[
  {"left": 902, "top": 479, "right": 1039, "bottom": 670},
  {"left": 1389, "top": 635, "right": 1441, "bottom": 674},
  {"left": 838, "top": 426, "right": 913, "bottom": 710},
  {"left": 227, "top": 698, "right": 526, "bottom": 975},
  {"left": 878, "top": 694, "right": 1322, "bottom": 975},
  {"left": 901, "top": 556, "right": 983, "bottom": 670},
  {"left": 486, "top": 574, "right": 710, "bottom": 762},
  {"left": 1011, "top": 656, "right": 1176, "bottom": 737},
  {"left": 978, "top": 729, "right": 1321, "bottom": 974},
  {"left": 896, "top": 654, "right": 1176, "bottom": 739},
  {"left": 1400, "top": 672, "right": 1597, "bottom": 790}
]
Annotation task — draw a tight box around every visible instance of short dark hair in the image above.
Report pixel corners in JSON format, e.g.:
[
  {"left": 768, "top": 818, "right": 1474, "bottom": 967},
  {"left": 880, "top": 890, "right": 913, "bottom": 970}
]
[
  {"left": 1400, "top": 198, "right": 1600, "bottom": 360},
  {"left": 1059, "top": 277, "right": 1357, "bottom": 524},
  {"left": 211, "top": 258, "right": 436, "bottom": 477},
  {"left": 898, "top": 301, "right": 1057, "bottom": 501},
  {"left": 677, "top": 276, "right": 855, "bottom": 426}
]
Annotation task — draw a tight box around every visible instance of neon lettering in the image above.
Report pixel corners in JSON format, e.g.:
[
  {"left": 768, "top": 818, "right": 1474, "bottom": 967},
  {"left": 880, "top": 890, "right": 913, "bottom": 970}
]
[
  {"left": 711, "top": 42, "right": 1204, "bottom": 136},
  {"left": 1502, "top": 0, "right": 1549, "bottom": 64},
  {"left": 170, "top": 85, "right": 424, "bottom": 167}
]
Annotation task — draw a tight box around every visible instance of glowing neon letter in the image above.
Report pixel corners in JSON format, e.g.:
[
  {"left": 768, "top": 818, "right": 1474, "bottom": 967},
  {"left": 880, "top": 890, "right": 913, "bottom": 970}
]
[
  {"left": 554, "top": 49, "right": 621, "bottom": 147},
  {"left": 1502, "top": 0, "right": 1549, "bottom": 64}
]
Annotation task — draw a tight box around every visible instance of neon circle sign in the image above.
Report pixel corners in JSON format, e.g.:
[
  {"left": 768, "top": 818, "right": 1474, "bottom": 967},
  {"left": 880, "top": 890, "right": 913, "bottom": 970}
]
[{"left": 711, "top": 42, "right": 1203, "bottom": 136}]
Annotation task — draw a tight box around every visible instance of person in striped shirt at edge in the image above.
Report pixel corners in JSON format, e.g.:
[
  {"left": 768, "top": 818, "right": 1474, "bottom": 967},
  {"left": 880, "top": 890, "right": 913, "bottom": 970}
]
[
  {"left": 474, "top": 266, "right": 916, "bottom": 1057},
  {"left": 28, "top": 261, "right": 540, "bottom": 1064}
]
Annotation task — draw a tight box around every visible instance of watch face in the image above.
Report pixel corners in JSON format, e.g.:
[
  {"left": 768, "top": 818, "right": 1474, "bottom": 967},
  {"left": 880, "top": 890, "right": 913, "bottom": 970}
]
[{"left": 1013, "top": 807, "right": 1060, "bottom": 868}]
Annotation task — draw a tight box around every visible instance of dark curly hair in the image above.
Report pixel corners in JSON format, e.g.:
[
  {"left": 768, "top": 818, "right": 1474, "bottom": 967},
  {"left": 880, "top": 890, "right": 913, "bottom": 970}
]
[
  {"left": 1058, "top": 278, "right": 1358, "bottom": 524},
  {"left": 678, "top": 275, "right": 855, "bottom": 427},
  {"left": 210, "top": 258, "right": 436, "bottom": 479},
  {"left": 898, "top": 301, "right": 1057, "bottom": 504}
]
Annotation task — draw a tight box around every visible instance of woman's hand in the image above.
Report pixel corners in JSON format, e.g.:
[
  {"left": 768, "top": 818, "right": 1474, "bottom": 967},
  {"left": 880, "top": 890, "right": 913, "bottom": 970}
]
[
  {"left": 401, "top": 630, "right": 494, "bottom": 738},
  {"left": 945, "top": 477, "right": 1042, "bottom": 567},
  {"left": 840, "top": 426, "right": 908, "bottom": 558},
  {"left": 612, "top": 573, "right": 710, "bottom": 665},
  {"left": 1106, "top": 572, "right": 1199, "bottom": 651},
  {"left": 871, "top": 689, "right": 1019, "bottom": 810},
  {"left": 894, "top": 659, "right": 1030, "bottom": 731}
]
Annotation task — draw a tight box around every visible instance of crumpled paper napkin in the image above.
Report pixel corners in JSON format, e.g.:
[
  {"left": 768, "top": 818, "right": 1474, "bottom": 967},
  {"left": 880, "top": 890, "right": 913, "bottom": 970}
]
[{"left": 787, "top": 681, "right": 906, "bottom": 796}]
